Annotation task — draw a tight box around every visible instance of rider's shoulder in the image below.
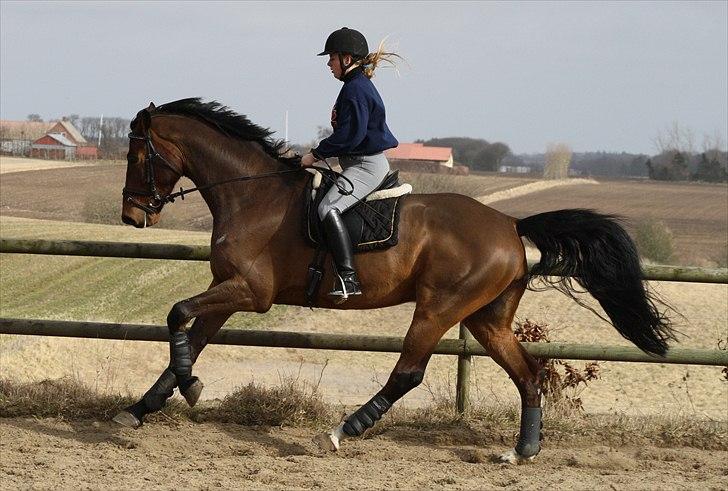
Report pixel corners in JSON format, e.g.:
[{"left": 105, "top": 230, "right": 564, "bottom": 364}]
[{"left": 341, "top": 74, "right": 374, "bottom": 97}]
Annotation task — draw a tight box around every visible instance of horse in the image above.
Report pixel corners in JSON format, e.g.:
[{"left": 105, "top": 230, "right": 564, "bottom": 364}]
[{"left": 114, "top": 98, "right": 674, "bottom": 463}]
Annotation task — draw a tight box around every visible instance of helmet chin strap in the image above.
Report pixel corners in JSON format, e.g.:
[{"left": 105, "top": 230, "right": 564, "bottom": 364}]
[{"left": 337, "top": 53, "right": 359, "bottom": 80}]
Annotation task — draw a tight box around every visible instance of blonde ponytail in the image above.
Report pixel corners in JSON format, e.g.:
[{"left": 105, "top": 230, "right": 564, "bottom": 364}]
[{"left": 358, "top": 38, "right": 403, "bottom": 79}]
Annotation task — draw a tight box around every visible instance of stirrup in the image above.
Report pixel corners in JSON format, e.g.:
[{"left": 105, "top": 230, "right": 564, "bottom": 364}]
[{"left": 329, "top": 271, "right": 362, "bottom": 301}]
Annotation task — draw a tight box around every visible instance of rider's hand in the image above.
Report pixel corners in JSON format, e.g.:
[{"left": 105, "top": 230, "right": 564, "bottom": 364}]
[{"left": 300, "top": 153, "right": 317, "bottom": 168}]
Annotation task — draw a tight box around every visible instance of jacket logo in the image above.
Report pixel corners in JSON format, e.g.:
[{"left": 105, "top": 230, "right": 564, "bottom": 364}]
[{"left": 331, "top": 107, "right": 337, "bottom": 129}]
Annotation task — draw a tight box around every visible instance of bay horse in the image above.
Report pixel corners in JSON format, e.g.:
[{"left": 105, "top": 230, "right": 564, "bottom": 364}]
[{"left": 115, "top": 98, "right": 674, "bottom": 463}]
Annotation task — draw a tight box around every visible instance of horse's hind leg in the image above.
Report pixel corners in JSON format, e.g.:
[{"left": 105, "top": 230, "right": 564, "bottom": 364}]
[
  {"left": 113, "top": 311, "right": 230, "bottom": 428},
  {"left": 315, "top": 298, "right": 458, "bottom": 451},
  {"left": 462, "top": 278, "right": 543, "bottom": 463}
]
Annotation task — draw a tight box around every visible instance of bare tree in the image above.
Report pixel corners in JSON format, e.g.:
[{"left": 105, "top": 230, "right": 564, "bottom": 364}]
[
  {"left": 650, "top": 122, "right": 707, "bottom": 181},
  {"left": 62, "top": 114, "right": 80, "bottom": 127},
  {"left": 79, "top": 117, "right": 100, "bottom": 139},
  {"left": 702, "top": 129, "right": 727, "bottom": 164},
  {"left": 653, "top": 121, "right": 695, "bottom": 155},
  {"left": 543, "top": 142, "right": 572, "bottom": 180}
]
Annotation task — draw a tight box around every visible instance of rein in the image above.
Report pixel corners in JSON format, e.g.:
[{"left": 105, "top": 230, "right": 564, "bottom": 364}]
[
  {"left": 122, "top": 130, "right": 354, "bottom": 215},
  {"left": 165, "top": 168, "right": 302, "bottom": 203}
]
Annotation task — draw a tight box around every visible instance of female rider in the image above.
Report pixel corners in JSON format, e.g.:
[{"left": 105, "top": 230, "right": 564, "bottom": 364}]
[{"left": 300, "top": 27, "right": 400, "bottom": 301}]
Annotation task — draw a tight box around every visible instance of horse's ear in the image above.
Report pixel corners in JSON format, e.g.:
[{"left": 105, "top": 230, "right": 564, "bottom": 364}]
[
  {"left": 147, "top": 102, "right": 156, "bottom": 110},
  {"left": 134, "top": 108, "right": 152, "bottom": 132}
]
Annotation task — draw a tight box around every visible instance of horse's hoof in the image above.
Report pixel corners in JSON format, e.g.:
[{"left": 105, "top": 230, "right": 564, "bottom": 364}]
[
  {"left": 180, "top": 377, "right": 204, "bottom": 407},
  {"left": 313, "top": 431, "right": 340, "bottom": 452},
  {"left": 497, "top": 449, "right": 535, "bottom": 465},
  {"left": 112, "top": 410, "right": 142, "bottom": 429}
]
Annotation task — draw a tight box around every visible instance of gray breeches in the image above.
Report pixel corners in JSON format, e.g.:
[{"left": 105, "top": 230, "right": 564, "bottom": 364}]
[{"left": 317, "top": 153, "right": 390, "bottom": 220}]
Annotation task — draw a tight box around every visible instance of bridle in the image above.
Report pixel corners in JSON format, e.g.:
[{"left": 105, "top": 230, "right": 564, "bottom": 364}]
[{"left": 122, "top": 131, "right": 183, "bottom": 215}]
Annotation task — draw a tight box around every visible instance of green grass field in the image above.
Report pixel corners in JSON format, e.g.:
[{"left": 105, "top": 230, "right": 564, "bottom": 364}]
[{"left": 0, "top": 216, "right": 288, "bottom": 327}]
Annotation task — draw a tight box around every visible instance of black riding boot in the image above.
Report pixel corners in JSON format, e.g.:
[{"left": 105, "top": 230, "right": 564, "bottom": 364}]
[{"left": 323, "top": 209, "right": 362, "bottom": 300}]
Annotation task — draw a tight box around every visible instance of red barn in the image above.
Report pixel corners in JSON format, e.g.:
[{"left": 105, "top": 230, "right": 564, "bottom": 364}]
[
  {"left": 26, "top": 119, "right": 98, "bottom": 160},
  {"left": 30, "top": 133, "right": 77, "bottom": 160},
  {"left": 385, "top": 143, "right": 468, "bottom": 175},
  {"left": 46, "top": 120, "right": 98, "bottom": 159}
]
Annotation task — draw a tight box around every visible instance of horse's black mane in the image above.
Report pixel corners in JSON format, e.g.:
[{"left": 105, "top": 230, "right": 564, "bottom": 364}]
[{"left": 154, "top": 98, "right": 297, "bottom": 164}]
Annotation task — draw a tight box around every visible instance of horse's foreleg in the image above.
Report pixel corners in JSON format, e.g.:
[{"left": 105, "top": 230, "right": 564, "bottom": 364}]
[
  {"left": 315, "top": 306, "right": 452, "bottom": 451},
  {"left": 176, "top": 311, "right": 233, "bottom": 406},
  {"left": 113, "top": 311, "right": 231, "bottom": 428},
  {"left": 165, "top": 279, "right": 256, "bottom": 405},
  {"left": 462, "top": 279, "right": 543, "bottom": 464}
]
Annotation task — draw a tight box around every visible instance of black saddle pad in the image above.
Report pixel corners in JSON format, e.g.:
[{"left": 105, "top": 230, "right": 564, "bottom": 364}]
[{"left": 305, "top": 171, "right": 405, "bottom": 253}]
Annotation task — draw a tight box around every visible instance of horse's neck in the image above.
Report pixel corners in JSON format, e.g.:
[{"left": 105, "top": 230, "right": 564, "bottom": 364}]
[{"left": 182, "top": 135, "right": 303, "bottom": 232}]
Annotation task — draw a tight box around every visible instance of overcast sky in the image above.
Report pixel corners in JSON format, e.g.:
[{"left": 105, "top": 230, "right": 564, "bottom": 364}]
[{"left": 1, "top": 1, "right": 726, "bottom": 154}]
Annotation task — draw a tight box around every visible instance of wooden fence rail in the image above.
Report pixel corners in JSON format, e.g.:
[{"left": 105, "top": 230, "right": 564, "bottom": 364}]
[
  {"left": 2, "top": 318, "right": 726, "bottom": 366},
  {"left": 2, "top": 238, "right": 727, "bottom": 284}
]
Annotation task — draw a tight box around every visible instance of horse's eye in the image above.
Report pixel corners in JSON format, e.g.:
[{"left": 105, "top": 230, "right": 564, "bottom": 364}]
[{"left": 127, "top": 154, "right": 138, "bottom": 164}]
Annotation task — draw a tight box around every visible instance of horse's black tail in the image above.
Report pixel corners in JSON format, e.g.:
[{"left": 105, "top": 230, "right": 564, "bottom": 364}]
[{"left": 517, "top": 209, "right": 676, "bottom": 356}]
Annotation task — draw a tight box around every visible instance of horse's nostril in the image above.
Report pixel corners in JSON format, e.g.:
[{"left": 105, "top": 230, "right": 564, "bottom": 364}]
[{"left": 121, "top": 214, "right": 136, "bottom": 226}]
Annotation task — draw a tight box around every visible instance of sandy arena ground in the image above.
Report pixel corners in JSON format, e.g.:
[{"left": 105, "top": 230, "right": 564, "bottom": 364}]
[{"left": 1, "top": 418, "right": 726, "bottom": 490}]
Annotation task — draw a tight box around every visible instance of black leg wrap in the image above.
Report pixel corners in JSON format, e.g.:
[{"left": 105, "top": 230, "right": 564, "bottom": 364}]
[
  {"left": 141, "top": 368, "right": 177, "bottom": 413},
  {"left": 388, "top": 371, "right": 424, "bottom": 396},
  {"left": 342, "top": 394, "right": 392, "bottom": 437},
  {"left": 170, "top": 331, "right": 193, "bottom": 384},
  {"left": 120, "top": 368, "right": 177, "bottom": 426},
  {"left": 515, "top": 406, "right": 542, "bottom": 458}
]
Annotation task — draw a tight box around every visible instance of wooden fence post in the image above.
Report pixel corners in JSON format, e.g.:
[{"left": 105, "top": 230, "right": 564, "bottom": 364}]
[{"left": 456, "top": 323, "right": 473, "bottom": 414}]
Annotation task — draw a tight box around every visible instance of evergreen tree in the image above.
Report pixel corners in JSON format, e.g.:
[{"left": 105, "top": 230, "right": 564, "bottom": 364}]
[{"left": 693, "top": 153, "right": 728, "bottom": 182}]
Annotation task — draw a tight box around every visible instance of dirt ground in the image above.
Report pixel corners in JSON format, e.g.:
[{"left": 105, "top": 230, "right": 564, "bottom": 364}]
[
  {"left": 492, "top": 178, "right": 728, "bottom": 266},
  {"left": 1, "top": 418, "right": 726, "bottom": 490}
]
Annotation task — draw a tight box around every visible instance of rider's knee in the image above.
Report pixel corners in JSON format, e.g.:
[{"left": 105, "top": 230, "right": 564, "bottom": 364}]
[{"left": 318, "top": 202, "right": 335, "bottom": 222}]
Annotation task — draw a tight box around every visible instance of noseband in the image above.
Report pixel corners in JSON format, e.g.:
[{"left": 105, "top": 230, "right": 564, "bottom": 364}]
[{"left": 122, "top": 131, "right": 183, "bottom": 215}]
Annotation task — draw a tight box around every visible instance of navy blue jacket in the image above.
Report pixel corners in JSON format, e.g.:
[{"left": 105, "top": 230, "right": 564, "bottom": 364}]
[{"left": 312, "top": 68, "right": 398, "bottom": 159}]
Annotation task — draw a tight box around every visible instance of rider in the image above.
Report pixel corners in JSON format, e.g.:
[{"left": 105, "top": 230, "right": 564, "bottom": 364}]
[{"left": 300, "top": 27, "right": 400, "bottom": 301}]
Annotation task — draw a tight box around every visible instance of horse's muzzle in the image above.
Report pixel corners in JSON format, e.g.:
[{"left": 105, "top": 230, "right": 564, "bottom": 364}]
[{"left": 121, "top": 213, "right": 145, "bottom": 228}]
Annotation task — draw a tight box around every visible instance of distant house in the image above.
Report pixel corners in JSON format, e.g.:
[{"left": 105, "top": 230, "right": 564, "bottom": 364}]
[
  {"left": 498, "top": 154, "right": 539, "bottom": 174},
  {"left": 43, "top": 120, "right": 98, "bottom": 159},
  {"left": 498, "top": 165, "right": 534, "bottom": 174},
  {"left": 30, "top": 133, "right": 77, "bottom": 160},
  {"left": 386, "top": 143, "right": 467, "bottom": 174},
  {"left": 0, "top": 120, "right": 51, "bottom": 155},
  {"left": 386, "top": 142, "right": 453, "bottom": 168},
  {"left": 1, "top": 119, "right": 98, "bottom": 160}
]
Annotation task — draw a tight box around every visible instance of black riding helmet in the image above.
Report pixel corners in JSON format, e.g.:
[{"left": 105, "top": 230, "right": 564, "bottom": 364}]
[
  {"left": 318, "top": 27, "right": 369, "bottom": 58},
  {"left": 318, "top": 27, "right": 369, "bottom": 78}
]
